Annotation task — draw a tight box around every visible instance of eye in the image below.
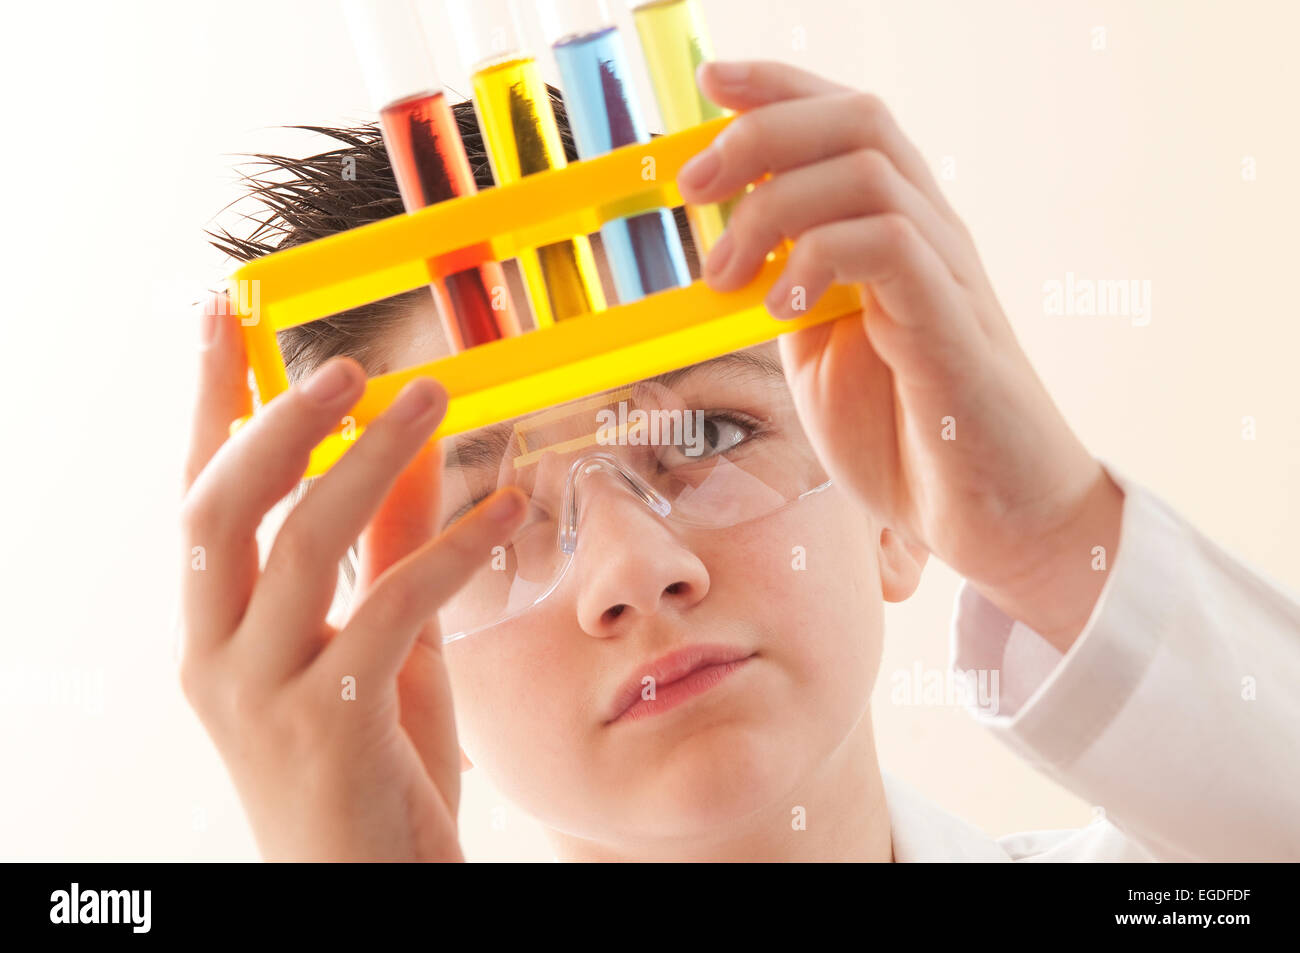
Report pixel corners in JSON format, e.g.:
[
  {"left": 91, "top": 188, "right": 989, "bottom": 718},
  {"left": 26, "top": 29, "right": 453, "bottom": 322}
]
[
  {"left": 656, "top": 411, "right": 763, "bottom": 466},
  {"left": 442, "top": 497, "right": 480, "bottom": 531},
  {"left": 442, "top": 493, "right": 551, "bottom": 534}
]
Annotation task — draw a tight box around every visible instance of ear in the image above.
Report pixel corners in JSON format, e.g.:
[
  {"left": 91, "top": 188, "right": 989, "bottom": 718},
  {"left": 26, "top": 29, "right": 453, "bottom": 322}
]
[
  {"left": 460, "top": 748, "right": 474, "bottom": 772},
  {"left": 878, "top": 527, "right": 929, "bottom": 603}
]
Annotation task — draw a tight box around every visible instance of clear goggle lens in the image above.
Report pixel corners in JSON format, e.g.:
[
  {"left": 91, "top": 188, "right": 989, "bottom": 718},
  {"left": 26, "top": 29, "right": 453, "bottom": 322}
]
[{"left": 434, "top": 345, "right": 830, "bottom": 641}]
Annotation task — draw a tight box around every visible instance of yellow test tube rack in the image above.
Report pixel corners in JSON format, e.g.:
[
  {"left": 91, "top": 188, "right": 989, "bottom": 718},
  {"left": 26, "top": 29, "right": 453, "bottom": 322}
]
[{"left": 226, "top": 115, "right": 864, "bottom": 478}]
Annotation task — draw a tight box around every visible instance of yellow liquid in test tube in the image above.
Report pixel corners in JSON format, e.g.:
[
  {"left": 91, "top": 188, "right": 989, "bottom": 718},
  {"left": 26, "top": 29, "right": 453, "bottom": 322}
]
[
  {"left": 633, "top": 0, "right": 734, "bottom": 253},
  {"left": 472, "top": 55, "right": 606, "bottom": 326}
]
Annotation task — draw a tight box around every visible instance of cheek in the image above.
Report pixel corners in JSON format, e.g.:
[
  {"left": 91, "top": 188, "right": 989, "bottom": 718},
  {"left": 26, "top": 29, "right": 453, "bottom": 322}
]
[
  {"left": 700, "top": 492, "right": 884, "bottom": 699},
  {"left": 443, "top": 616, "right": 622, "bottom": 832},
  {"left": 444, "top": 623, "right": 585, "bottom": 779}
]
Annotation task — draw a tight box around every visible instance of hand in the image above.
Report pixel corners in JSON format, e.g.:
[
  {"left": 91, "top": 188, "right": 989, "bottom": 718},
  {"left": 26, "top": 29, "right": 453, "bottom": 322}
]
[
  {"left": 179, "top": 293, "right": 525, "bottom": 860},
  {"left": 678, "top": 61, "right": 1124, "bottom": 650}
]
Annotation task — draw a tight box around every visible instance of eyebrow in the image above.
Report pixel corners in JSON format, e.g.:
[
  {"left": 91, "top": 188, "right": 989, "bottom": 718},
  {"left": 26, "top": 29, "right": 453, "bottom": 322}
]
[{"left": 442, "top": 349, "right": 785, "bottom": 471}]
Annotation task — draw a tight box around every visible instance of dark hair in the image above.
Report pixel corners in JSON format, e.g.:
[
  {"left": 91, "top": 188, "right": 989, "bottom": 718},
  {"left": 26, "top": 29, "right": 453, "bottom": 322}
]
[{"left": 207, "top": 88, "right": 696, "bottom": 384}]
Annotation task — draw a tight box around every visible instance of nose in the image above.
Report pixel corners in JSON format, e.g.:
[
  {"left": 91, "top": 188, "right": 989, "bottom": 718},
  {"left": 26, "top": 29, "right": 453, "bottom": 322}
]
[{"left": 570, "top": 471, "right": 711, "bottom": 636}]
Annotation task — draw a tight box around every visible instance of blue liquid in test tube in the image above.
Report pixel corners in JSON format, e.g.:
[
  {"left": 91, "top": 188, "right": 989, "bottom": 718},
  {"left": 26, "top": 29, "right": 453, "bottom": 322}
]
[{"left": 552, "top": 24, "right": 691, "bottom": 302}]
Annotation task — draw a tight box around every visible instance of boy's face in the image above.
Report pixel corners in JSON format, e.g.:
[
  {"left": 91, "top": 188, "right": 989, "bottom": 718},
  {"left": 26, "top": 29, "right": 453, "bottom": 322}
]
[{"left": 377, "top": 284, "right": 906, "bottom": 847}]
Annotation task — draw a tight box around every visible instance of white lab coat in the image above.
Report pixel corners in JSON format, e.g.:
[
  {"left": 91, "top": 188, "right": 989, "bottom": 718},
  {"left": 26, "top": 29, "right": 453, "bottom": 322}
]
[{"left": 887, "top": 461, "right": 1300, "bottom": 862}]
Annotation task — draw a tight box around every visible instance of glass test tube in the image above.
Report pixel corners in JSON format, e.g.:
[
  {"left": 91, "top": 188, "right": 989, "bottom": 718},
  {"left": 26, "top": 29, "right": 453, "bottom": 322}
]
[
  {"left": 539, "top": 0, "right": 690, "bottom": 303},
  {"left": 446, "top": 0, "right": 607, "bottom": 327},
  {"left": 342, "top": 0, "right": 521, "bottom": 352},
  {"left": 628, "top": 0, "right": 734, "bottom": 254}
]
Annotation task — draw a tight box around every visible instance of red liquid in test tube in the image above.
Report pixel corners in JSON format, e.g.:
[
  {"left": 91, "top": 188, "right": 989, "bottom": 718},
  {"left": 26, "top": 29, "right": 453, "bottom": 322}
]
[{"left": 380, "top": 90, "right": 521, "bottom": 350}]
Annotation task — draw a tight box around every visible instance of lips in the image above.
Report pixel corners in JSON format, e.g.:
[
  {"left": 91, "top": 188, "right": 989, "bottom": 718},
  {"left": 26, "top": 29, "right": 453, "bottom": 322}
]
[{"left": 604, "top": 644, "right": 755, "bottom": 725}]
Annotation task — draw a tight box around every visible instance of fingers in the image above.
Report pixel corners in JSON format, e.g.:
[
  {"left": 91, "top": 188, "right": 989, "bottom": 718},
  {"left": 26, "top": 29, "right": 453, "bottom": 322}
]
[
  {"left": 180, "top": 355, "right": 365, "bottom": 657},
  {"left": 767, "top": 215, "right": 984, "bottom": 395},
  {"left": 240, "top": 376, "right": 449, "bottom": 678},
  {"left": 395, "top": 638, "right": 463, "bottom": 811},
  {"left": 697, "top": 59, "right": 848, "bottom": 109},
  {"left": 184, "top": 292, "right": 252, "bottom": 493},
  {"left": 358, "top": 440, "right": 472, "bottom": 803},
  {"left": 702, "top": 148, "right": 977, "bottom": 293},
  {"left": 325, "top": 486, "right": 527, "bottom": 687},
  {"left": 680, "top": 63, "right": 959, "bottom": 228},
  {"left": 180, "top": 292, "right": 256, "bottom": 655},
  {"left": 765, "top": 214, "right": 968, "bottom": 350}
]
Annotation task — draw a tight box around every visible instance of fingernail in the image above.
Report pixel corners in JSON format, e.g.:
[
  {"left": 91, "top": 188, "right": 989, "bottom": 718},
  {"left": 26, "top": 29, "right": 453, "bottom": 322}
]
[
  {"left": 707, "top": 61, "right": 751, "bottom": 87},
  {"left": 704, "top": 231, "right": 734, "bottom": 280},
  {"left": 765, "top": 280, "right": 795, "bottom": 320},
  {"left": 485, "top": 488, "right": 523, "bottom": 523},
  {"left": 198, "top": 300, "right": 219, "bottom": 350},
  {"left": 390, "top": 377, "right": 444, "bottom": 424},
  {"left": 679, "top": 145, "right": 721, "bottom": 192},
  {"left": 302, "top": 360, "right": 355, "bottom": 403}
]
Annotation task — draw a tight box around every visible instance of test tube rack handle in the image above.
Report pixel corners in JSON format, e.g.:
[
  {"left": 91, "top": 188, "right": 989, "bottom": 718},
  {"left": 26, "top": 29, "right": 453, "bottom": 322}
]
[{"left": 226, "top": 115, "right": 865, "bottom": 478}]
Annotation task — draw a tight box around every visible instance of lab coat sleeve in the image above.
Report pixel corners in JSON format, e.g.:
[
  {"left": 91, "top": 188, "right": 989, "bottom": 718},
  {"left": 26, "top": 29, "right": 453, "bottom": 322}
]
[{"left": 948, "top": 461, "right": 1300, "bottom": 861}]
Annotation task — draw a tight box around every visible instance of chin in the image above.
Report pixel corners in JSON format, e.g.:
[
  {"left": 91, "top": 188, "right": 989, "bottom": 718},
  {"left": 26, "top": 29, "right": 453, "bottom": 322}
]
[{"left": 625, "top": 716, "right": 796, "bottom": 836}]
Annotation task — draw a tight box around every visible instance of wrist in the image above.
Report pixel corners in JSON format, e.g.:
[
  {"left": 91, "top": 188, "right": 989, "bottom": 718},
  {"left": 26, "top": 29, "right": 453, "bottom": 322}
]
[{"left": 973, "top": 463, "right": 1126, "bottom": 653}]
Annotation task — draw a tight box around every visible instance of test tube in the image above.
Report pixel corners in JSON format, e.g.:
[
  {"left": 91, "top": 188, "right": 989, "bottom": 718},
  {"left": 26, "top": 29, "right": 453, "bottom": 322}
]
[
  {"left": 539, "top": 0, "right": 690, "bottom": 303},
  {"left": 445, "top": 0, "right": 607, "bottom": 326},
  {"left": 628, "top": 0, "right": 734, "bottom": 253},
  {"left": 342, "top": 0, "right": 521, "bottom": 351}
]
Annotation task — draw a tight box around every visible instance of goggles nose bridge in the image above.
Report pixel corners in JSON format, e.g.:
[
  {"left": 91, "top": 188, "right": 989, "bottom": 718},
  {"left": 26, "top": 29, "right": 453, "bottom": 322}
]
[{"left": 558, "top": 451, "right": 673, "bottom": 555}]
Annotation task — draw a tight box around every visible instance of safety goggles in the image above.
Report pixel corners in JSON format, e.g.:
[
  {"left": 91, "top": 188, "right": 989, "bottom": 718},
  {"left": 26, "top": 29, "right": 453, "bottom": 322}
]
[{"left": 403, "top": 342, "right": 832, "bottom": 643}]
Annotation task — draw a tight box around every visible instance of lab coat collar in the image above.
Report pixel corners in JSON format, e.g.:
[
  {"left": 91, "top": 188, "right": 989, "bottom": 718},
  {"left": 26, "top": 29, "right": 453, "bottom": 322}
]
[{"left": 883, "top": 771, "right": 1014, "bottom": 862}]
